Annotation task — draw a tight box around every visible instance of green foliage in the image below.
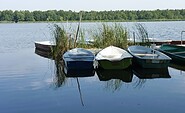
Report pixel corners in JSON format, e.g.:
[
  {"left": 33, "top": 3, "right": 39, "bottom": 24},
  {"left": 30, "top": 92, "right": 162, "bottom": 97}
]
[
  {"left": 24, "top": 10, "right": 34, "bottom": 21},
  {"left": 0, "top": 10, "right": 14, "bottom": 21},
  {"left": 52, "top": 24, "right": 69, "bottom": 60},
  {"left": 1, "top": 9, "right": 185, "bottom": 22},
  {"left": 93, "top": 23, "right": 128, "bottom": 49},
  {"left": 13, "top": 11, "right": 25, "bottom": 22}
]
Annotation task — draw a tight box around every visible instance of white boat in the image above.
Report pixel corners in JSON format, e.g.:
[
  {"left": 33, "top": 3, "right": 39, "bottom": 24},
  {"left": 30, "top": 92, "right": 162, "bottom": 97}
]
[
  {"left": 95, "top": 46, "right": 133, "bottom": 69},
  {"left": 63, "top": 48, "right": 95, "bottom": 70},
  {"left": 34, "top": 41, "right": 55, "bottom": 52}
]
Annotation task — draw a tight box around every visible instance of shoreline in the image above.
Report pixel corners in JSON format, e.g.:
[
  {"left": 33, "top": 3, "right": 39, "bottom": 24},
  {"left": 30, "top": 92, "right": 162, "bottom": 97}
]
[{"left": 1, "top": 19, "right": 185, "bottom": 23}]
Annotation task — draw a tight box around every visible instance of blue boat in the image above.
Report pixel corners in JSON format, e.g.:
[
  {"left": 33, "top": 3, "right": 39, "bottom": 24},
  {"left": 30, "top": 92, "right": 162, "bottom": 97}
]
[{"left": 63, "top": 48, "right": 95, "bottom": 70}]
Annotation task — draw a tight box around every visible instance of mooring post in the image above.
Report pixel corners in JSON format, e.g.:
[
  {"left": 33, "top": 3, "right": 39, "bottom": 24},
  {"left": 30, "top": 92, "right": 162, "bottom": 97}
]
[
  {"left": 133, "top": 32, "right": 135, "bottom": 45},
  {"left": 181, "top": 31, "right": 185, "bottom": 45}
]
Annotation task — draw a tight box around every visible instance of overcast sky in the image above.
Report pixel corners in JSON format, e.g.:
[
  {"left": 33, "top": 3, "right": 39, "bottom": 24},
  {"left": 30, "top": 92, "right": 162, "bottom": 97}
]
[{"left": 1, "top": 0, "right": 185, "bottom": 11}]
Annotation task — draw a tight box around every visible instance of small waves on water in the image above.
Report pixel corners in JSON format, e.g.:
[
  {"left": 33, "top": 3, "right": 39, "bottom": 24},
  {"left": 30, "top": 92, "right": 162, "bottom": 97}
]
[
  {"left": 0, "top": 23, "right": 53, "bottom": 53},
  {"left": 0, "top": 48, "right": 54, "bottom": 93}
]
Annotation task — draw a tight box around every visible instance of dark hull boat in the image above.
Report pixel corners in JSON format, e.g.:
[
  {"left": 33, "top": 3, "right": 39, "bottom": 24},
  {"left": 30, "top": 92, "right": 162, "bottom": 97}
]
[
  {"left": 63, "top": 48, "right": 95, "bottom": 70},
  {"left": 34, "top": 41, "right": 55, "bottom": 52},
  {"left": 128, "top": 45, "right": 171, "bottom": 68},
  {"left": 159, "top": 44, "right": 185, "bottom": 65}
]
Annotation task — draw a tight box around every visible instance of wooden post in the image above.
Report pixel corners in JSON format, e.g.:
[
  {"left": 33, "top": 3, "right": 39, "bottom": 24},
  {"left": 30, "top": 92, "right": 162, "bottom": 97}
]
[{"left": 133, "top": 32, "right": 135, "bottom": 45}]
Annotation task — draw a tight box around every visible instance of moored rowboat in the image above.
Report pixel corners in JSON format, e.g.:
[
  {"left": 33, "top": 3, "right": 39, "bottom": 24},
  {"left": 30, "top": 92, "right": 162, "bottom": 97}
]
[
  {"left": 127, "top": 45, "right": 171, "bottom": 68},
  {"left": 34, "top": 41, "right": 55, "bottom": 52},
  {"left": 158, "top": 44, "right": 185, "bottom": 64},
  {"left": 63, "top": 48, "right": 95, "bottom": 70},
  {"left": 95, "top": 46, "right": 133, "bottom": 69}
]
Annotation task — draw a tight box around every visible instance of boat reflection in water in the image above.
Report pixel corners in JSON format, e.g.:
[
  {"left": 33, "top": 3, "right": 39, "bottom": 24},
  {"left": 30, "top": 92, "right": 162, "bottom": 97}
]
[
  {"left": 96, "top": 68, "right": 133, "bottom": 92},
  {"left": 96, "top": 68, "right": 133, "bottom": 83},
  {"left": 63, "top": 67, "right": 95, "bottom": 78},
  {"left": 35, "top": 48, "right": 67, "bottom": 88},
  {"left": 63, "top": 67, "right": 95, "bottom": 106},
  {"left": 132, "top": 66, "right": 171, "bottom": 79},
  {"left": 35, "top": 48, "right": 53, "bottom": 59}
]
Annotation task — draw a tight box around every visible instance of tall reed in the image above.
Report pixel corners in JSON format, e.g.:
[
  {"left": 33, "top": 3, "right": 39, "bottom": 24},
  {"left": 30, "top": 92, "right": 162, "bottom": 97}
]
[
  {"left": 93, "top": 23, "right": 128, "bottom": 49},
  {"left": 52, "top": 24, "right": 70, "bottom": 60},
  {"left": 51, "top": 24, "right": 69, "bottom": 88},
  {"left": 134, "top": 23, "right": 150, "bottom": 46}
]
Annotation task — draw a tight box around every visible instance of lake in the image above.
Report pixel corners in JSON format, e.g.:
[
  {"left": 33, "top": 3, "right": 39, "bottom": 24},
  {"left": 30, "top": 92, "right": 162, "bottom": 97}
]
[{"left": 0, "top": 21, "right": 185, "bottom": 113}]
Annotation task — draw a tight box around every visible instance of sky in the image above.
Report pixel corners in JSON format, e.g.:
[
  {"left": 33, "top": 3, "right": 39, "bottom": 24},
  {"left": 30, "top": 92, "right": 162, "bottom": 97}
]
[{"left": 1, "top": 0, "right": 185, "bottom": 12}]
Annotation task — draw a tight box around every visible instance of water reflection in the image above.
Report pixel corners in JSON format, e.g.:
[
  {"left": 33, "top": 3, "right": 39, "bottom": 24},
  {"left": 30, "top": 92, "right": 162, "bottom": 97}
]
[
  {"left": 96, "top": 68, "right": 133, "bottom": 82},
  {"left": 35, "top": 48, "right": 53, "bottom": 59},
  {"left": 96, "top": 68, "right": 133, "bottom": 92},
  {"left": 53, "top": 60, "right": 67, "bottom": 88},
  {"left": 64, "top": 67, "right": 95, "bottom": 77},
  {"left": 35, "top": 48, "right": 67, "bottom": 88},
  {"left": 133, "top": 66, "right": 171, "bottom": 79},
  {"left": 63, "top": 67, "right": 95, "bottom": 106},
  {"left": 132, "top": 66, "right": 171, "bottom": 88},
  {"left": 169, "top": 63, "right": 185, "bottom": 71}
]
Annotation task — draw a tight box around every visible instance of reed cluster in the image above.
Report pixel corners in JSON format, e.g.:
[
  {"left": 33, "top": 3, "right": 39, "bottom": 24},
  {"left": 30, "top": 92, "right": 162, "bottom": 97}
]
[
  {"left": 92, "top": 23, "right": 128, "bottom": 49},
  {"left": 51, "top": 24, "right": 69, "bottom": 87},
  {"left": 51, "top": 24, "right": 71, "bottom": 60}
]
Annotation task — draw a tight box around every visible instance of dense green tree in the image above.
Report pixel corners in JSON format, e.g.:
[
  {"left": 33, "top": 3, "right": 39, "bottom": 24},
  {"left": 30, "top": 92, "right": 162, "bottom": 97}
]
[
  {"left": 24, "top": 10, "right": 34, "bottom": 21},
  {"left": 0, "top": 9, "right": 185, "bottom": 22},
  {"left": 13, "top": 11, "right": 25, "bottom": 22},
  {"left": 33, "top": 11, "right": 47, "bottom": 21},
  {"left": 0, "top": 10, "right": 13, "bottom": 21}
]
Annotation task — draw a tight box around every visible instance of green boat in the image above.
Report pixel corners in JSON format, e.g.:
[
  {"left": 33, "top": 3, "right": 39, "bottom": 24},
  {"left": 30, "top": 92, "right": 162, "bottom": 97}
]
[
  {"left": 128, "top": 45, "right": 171, "bottom": 68},
  {"left": 95, "top": 46, "right": 133, "bottom": 69},
  {"left": 159, "top": 44, "right": 185, "bottom": 64}
]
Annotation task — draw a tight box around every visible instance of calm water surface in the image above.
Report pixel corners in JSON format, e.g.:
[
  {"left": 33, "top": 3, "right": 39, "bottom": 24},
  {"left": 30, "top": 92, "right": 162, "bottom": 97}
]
[{"left": 0, "top": 22, "right": 185, "bottom": 113}]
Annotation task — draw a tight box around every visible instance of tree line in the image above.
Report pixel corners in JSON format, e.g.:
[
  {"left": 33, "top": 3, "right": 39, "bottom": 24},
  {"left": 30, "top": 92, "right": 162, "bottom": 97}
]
[{"left": 0, "top": 9, "right": 185, "bottom": 22}]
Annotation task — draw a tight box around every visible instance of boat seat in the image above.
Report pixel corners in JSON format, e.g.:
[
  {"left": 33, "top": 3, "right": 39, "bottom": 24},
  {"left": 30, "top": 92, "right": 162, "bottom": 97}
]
[
  {"left": 134, "top": 53, "right": 159, "bottom": 57},
  {"left": 131, "top": 50, "right": 147, "bottom": 54}
]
